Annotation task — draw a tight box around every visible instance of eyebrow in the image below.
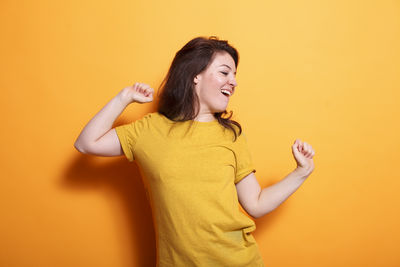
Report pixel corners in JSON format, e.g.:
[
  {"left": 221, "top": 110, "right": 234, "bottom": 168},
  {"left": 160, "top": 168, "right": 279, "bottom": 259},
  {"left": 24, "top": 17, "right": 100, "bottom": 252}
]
[{"left": 219, "top": 64, "right": 236, "bottom": 74}]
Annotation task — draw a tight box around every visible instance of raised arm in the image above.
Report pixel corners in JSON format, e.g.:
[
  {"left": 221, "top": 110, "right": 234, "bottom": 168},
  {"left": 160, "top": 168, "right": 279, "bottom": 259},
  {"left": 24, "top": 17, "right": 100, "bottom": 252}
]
[
  {"left": 236, "top": 139, "right": 315, "bottom": 218},
  {"left": 74, "top": 83, "right": 154, "bottom": 156}
]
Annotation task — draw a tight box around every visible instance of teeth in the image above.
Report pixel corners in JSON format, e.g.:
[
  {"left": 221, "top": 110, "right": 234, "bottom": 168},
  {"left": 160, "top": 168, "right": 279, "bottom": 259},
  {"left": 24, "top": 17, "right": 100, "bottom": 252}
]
[{"left": 221, "top": 89, "right": 231, "bottom": 96}]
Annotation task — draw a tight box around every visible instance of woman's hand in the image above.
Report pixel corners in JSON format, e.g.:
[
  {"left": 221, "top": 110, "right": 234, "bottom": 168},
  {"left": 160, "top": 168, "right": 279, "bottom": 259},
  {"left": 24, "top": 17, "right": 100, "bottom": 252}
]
[
  {"left": 291, "top": 139, "right": 315, "bottom": 178},
  {"left": 118, "top": 82, "right": 154, "bottom": 105}
]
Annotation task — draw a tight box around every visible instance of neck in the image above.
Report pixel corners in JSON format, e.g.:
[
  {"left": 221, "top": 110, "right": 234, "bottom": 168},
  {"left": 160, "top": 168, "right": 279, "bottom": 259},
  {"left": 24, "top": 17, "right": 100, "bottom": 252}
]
[{"left": 193, "top": 110, "right": 215, "bottom": 122}]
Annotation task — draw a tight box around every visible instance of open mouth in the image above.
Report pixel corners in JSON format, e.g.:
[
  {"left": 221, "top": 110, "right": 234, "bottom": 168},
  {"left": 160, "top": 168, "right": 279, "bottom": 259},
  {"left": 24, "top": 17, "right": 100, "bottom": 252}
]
[{"left": 221, "top": 89, "right": 232, "bottom": 97}]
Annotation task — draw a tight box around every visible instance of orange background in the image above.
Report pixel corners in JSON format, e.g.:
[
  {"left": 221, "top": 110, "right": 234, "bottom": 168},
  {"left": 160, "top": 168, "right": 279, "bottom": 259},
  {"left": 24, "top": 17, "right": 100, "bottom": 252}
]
[{"left": 1, "top": 0, "right": 399, "bottom": 266}]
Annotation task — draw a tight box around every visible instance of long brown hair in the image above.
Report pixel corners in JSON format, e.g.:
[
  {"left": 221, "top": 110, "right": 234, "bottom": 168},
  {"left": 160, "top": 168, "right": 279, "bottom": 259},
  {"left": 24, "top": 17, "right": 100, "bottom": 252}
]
[{"left": 157, "top": 36, "right": 242, "bottom": 141}]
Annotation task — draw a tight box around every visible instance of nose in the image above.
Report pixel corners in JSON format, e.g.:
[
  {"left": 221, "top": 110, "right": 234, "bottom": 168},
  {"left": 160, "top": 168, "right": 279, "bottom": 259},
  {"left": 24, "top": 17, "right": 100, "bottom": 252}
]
[{"left": 230, "top": 76, "right": 237, "bottom": 87}]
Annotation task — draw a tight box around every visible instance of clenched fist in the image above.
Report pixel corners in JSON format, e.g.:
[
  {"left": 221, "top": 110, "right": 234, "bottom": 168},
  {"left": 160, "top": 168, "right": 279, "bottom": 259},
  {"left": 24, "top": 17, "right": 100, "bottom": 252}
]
[
  {"left": 292, "top": 139, "right": 315, "bottom": 178},
  {"left": 119, "top": 82, "right": 154, "bottom": 105}
]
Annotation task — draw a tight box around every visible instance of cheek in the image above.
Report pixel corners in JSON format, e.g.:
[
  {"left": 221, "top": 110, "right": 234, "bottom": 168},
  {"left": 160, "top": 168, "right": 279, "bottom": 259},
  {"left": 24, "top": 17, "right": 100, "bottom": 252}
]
[
  {"left": 203, "top": 87, "right": 218, "bottom": 98},
  {"left": 213, "top": 75, "right": 225, "bottom": 85},
  {"left": 205, "top": 73, "right": 223, "bottom": 85},
  {"left": 199, "top": 74, "right": 225, "bottom": 99},
  {"left": 203, "top": 78, "right": 219, "bottom": 93}
]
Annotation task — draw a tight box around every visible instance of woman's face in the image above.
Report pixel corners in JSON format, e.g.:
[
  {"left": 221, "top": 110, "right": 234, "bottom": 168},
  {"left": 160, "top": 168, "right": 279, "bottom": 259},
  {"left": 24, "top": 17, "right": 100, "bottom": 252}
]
[{"left": 194, "top": 51, "right": 237, "bottom": 117}]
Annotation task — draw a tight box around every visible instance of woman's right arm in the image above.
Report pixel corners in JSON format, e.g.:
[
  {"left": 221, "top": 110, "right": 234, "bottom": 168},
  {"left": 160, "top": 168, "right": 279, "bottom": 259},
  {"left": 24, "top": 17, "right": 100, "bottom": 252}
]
[{"left": 74, "top": 83, "right": 154, "bottom": 157}]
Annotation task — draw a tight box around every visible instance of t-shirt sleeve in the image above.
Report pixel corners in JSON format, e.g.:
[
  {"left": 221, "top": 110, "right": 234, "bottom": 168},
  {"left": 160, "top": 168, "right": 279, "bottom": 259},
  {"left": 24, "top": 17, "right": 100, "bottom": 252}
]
[
  {"left": 115, "top": 114, "right": 150, "bottom": 162},
  {"left": 234, "top": 132, "right": 256, "bottom": 184}
]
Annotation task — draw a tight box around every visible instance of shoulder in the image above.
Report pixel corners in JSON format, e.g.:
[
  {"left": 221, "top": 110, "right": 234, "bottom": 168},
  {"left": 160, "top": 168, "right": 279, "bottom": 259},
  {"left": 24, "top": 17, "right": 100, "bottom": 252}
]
[
  {"left": 117, "top": 112, "right": 159, "bottom": 132},
  {"left": 145, "top": 111, "right": 167, "bottom": 121},
  {"left": 134, "top": 112, "right": 174, "bottom": 131},
  {"left": 135, "top": 112, "right": 161, "bottom": 124}
]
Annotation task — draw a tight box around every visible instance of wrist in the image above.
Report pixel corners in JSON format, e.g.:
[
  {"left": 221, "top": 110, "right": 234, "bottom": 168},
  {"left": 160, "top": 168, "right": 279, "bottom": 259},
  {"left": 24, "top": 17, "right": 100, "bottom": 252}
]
[
  {"left": 293, "top": 167, "right": 311, "bottom": 179},
  {"left": 117, "top": 90, "right": 136, "bottom": 107}
]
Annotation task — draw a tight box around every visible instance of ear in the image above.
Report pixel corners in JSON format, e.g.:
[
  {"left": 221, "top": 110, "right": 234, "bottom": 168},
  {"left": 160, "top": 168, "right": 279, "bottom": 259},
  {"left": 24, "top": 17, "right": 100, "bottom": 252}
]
[{"left": 194, "top": 74, "right": 201, "bottom": 84}]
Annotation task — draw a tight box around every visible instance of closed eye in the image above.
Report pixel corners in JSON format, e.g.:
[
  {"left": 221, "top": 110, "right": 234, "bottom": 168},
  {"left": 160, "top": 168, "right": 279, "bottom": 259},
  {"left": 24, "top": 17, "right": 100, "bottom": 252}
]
[{"left": 220, "top": 71, "right": 228, "bottom": 75}]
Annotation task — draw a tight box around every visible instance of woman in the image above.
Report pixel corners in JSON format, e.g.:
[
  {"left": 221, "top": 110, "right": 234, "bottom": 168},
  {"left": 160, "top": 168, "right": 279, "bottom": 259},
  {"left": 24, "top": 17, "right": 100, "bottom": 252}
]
[{"left": 74, "top": 36, "right": 315, "bottom": 266}]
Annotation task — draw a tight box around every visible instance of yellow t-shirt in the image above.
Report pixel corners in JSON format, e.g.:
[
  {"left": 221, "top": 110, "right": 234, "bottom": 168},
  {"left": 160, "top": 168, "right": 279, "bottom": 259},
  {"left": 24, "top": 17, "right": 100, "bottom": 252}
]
[{"left": 115, "top": 112, "right": 265, "bottom": 267}]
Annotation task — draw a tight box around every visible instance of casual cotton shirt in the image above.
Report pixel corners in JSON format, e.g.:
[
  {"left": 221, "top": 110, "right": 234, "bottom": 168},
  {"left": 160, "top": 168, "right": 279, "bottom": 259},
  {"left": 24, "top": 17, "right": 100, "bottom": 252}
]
[{"left": 115, "top": 112, "right": 265, "bottom": 267}]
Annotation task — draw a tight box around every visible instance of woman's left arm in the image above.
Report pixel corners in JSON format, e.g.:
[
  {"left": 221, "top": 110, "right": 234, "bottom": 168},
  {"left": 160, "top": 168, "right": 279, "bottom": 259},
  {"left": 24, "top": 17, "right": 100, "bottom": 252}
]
[{"left": 235, "top": 139, "right": 315, "bottom": 219}]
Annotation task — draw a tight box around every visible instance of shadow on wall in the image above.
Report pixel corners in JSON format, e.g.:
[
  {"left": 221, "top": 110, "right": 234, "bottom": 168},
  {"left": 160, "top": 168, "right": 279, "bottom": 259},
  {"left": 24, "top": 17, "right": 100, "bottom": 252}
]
[{"left": 61, "top": 153, "right": 156, "bottom": 267}]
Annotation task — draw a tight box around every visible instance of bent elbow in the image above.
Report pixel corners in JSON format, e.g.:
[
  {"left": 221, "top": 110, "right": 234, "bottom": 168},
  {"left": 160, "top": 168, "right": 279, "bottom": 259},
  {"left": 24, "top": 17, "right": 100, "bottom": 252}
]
[
  {"left": 251, "top": 208, "right": 275, "bottom": 219},
  {"left": 248, "top": 208, "right": 262, "bottom": 219},
  {"left": 251, "top": 212, "right": 262, "bottom": 219},
  {"left": 74, "top": 140, "right": 88, "bottom": 154}
]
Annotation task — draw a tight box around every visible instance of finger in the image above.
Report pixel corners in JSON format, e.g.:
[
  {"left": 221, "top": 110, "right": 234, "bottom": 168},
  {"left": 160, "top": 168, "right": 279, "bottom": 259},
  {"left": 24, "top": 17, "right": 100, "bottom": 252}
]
[
  {"left": 295, "top": 139, "right": 302, "bottom": 153},
  {"left": 292, "top": 142, "right": 300, "bottom": 156},
  {"left": 135, "top": 83, "right": 144, "bottom": 94},
  {"left": 147, "top": 88, "right": 154, "bottom": 95},
  {"left": 292, "top": 141, "right": 306, "bottom": 164},
  {"left": 144, "top": 87, "right": 153, "bottom": 97},
  {"left": 306, "top": 144, "right": 313, "bottom": 157},
  {"left": 294, "top": 139, "right": 300, "bottom": 146},
  {"left": 141, "top": 84, "right": 151, "bottom": 90},
  {"left": 138, "top": 83, "right": 145, "bottom": 94},
  {"left": 293, "top": 140, "right": 303, "bottom": 154},
  {"left": 299, "top": 140, "right": 304, "bottom": 152},
  {"left": 304, "top": 143, "right": 314, "bottom": 157},
  {"left": 303, "top": 142, "right": 310, "bottom": 155},
  {"left": 305, "top": 145, "right": 314, "bottom": 158},
  {"left": 140, "top": 84, "right": 151, "bottom": 95},
  {"left": 308, "top": 147, "right": 315, "bottom": 158}
]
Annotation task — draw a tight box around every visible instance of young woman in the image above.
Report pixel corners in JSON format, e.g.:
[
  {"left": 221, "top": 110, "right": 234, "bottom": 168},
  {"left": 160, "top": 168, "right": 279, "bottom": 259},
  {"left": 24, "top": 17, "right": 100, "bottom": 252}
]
[{"left": 74, "top": 36, "right": 315, "bottom": 266}]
